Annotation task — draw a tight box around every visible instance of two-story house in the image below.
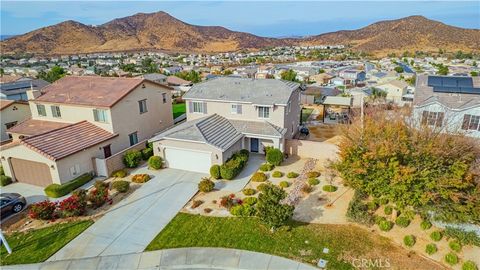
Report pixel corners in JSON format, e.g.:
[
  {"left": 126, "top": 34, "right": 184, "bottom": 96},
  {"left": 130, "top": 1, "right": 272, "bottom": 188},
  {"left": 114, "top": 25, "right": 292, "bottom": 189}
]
[
  {"left": 413, "top": 75, "right": 480, "bottom": 138},
  {"left": 339, "top": 69, "right": 366, "bottom": 86},
  {"left": 0, "top": 76, "right": 173, "bottom": 186},
  {"left": 149, "top": 77, "right": 302, "bottom": 173},
  {"left": 0, "top": 100, "right": 31, "bottom": 144}
]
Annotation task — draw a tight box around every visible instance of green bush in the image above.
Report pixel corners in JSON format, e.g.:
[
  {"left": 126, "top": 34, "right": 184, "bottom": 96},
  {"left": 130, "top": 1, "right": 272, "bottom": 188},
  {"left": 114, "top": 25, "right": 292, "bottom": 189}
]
[
  {"left": 379, "top": 197, "right": 389, "bottom": 205},
  {"left": 306, "top": 171, "right": 320, "bottom": 178},
  {"left": 384, "top": 206, "right": 393, "bottom": 215},
  {"left": 132, "top": 174, "right": 151, "bottom": 183},
  {"left": 266, "top": 148, "right": 283, "bottom": 166},
  {"left": 346, "top": 190, "right": 374, "bottom": 226},
  {"left": 449, "top": 240, "right": 462, "bottom": 252},
  {"left": 395, "top": 216, "right": 411, "bottom": 228},
  {"left": 378, "top": 220, "right": 394, "bottom": 231},
  {"left": 322, "top": 185, "right": 338, "bottom": 192},
  {"left": 462, "top": 261, "right": 478, "bottom": 270},
  {"left": 375, "top": 215, "right": 386, "bottom": 225},
  {"left": 148, "top": 156, "right": 163, "bottom": 170},
  {"left": 111, "top": 180, "right": 130, "bottom": 193},
  {"left": 251, "top": 172, "right": 267, "bottom": 182},
  {"left": 257, "top": 183, "right": 271, "bottom": 192},
  {"left": 444, "top": 227, "right": 480, "bottom": 247},
  {"left": 230, "top": 204, "right": 256, "bottom": 217},
  {"left": 0, "top": 166, "right": 4, "bottom": 175},
  {"left": 425, "top": 243, "right": 437, "bottom": 255},
  {"left": 286, "top": 172, "right": 299, "bottom": 178},
  {"left": 279, "top": 181, "right": 290, "bottom": 188},
  {"left": 198, "top": 178, "right": 215, "bottom": 192},
  {"left": 259, "top": 163, "right": 275, "bottom": 172},
  {"left": 141, "top": 147, "right": 154, "bottom": 160},
  {"left": 123, "top": 149, "right": 143, "bottom": 168},
  {"left": 430, "top": 231, "right": 443, "bottom": 241},
  {"left": 243, "top": 196, "right": 258, "bottom": 206},
  {"left": 420, "top": 220, "right": 432, "bottom": 230},
  {"left": 445, "top": 252, "right": 459, "bottom": 265},
  {"left": 307, "top": 178, "right": 320, "bottom": 186},
  {"left": 210, "top": 165, "right": 221, "bottom": 179},
  {"left": 242, "top": 188, "right": 256, "bottom": 196},
  {"left": 44, "top": 173, "right": 93, "bottom": 198},
  {"left": 111, "top": 169, "right": 128, "bottom": 178},
  {"left": 272, "top": 171, "right": 283, "bottom": 178},
  {"left": 220, "top": 150, "right": 249, "bottom": 180},
  {"left": 403, "top": 235, "right": 416, "bottom": 247},
  {"left": 367, "top": 201, "right": 379, "bottom": 211},
  {"left": 0, "top": 175, "right": 12, "bottom": 186}
]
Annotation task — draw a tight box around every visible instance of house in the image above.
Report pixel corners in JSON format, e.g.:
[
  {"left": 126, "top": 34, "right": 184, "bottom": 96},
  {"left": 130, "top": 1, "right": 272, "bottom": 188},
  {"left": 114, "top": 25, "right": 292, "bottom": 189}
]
[
  {"left": 0, "top": 76, "right": 174, "bottom": 186},
  {"left": 339, "top": 69, "right": 366, "bottom": 86},
  {"left": 412, "top": 75, "right": 480, "bottom": 138},
  {"left": 310, "top": 73, "right": 334, "bottom": 85},
  {"left": 0, "top": 100, "right": 31, "bottom": 143},
  {"left": 166, "top": 76, "right": 193, "bottom": 95},
  {"left": 0, "top": 78, "right": 50, "bottom": 100},
  {"left": 301, "top": 86, "right": 340, "bottom": 105},
  {"left": 137, "top": 73, "right": 167, "bottom": 84},
  {"left": 376, "top": 80, "right": 409, "bottom": 104},
  {"left": 150, "top": 78, "right": 302, "bottom": 173}
]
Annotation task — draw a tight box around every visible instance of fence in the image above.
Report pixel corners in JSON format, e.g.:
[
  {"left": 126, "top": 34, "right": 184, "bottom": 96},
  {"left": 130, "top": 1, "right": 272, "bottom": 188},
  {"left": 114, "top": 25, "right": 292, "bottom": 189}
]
[
  {"left": 94, "top": 140, "right": 148, "bottom": 177},
  {"left": 285, "top": 139, "right": 339, "bottom": 161}
]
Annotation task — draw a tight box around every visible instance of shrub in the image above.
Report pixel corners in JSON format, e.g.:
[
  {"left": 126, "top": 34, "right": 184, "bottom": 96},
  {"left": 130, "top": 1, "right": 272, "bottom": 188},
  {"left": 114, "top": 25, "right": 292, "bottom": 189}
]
[
  {"left": 87, "top": 183, "right": 109, "bottom": 209},
  {"left": 444, "top": 227, "right": 480, "bottom": 247},
  {"left": 148, "top": 156, "right": 163, "bottom": 170},
  {"left": 378, "top": 220, "right": 394, "bottom": 231},
  {"left": 123, "top": 149, "right": 142, "bottom": 168},
  {"left": 384, "top": 206, "right": 393, "bottom": 215},
  {"left": 425, "top": 243, "right": 437, "bottom": 255},
  {"left": 462, "top": 261, "right": 478, "bottom": 270},
  {"left": 230, "top": 204, "right": 256, "bottom": 217},
  {"left": 44, "top": 173, "right": 93, "bottom": 198},
  {"left": 395, "top": 216, "right": 411, "bottom": 228},
  {"left": 220, "top": 151, "right": 249, "bottom": 180},
  {"left": 210, "top": 165, "right": 221, "bottom": 179},
  {"left": 379, "top": 197, "right": 389, "bottom": 205},
  {"left": 257, "top": 183, "right": 271, "bottom": 192},
  {"left": 259, "top": 163, "right": 275, "bottom": 172},
  {"left": 306, "top": 171, "right": 320, "bottom": 178},
  {"left": 141, "top": 147, "right": 154, "bottom": 161},
  {"left": 403, "top": 235, "right": 416, "bottom": 247},
  {"left": 191, "top": 200, "right": 203, "bottom": 209},
  {"left": 29, "top": 200, "right": 56, "bottom": 220},
  {"left": 420, "top": 220, "right": 432, "bottom": 230},
  {"left": 132, "top": 174, "right": 150, "bottom": 183},
  {"left": 243, "top": 196, "right": 258, "bottom": 206},
  {"left": 242, "top": 188, "right": 256, "bottom": 196},
  {"left": 375, "top": 215, "right": 386, "bottom": 225},
  {"left": 111, "top": 169, "right": 128, "bottom": 178},
  {"left": 449, "top": 240, "right": 462, "bottom": 252},
  {"left": 301, "top": 184, "right": 313, "bottom": 194},
  {"left": 203, "top": 208, "right": 212, "bottom": 214},
  {"left": 198, "top": 178, "right": 215, "bottom": 192},
  {"left": 346, "top": 190, "right": 374, "bottom": 226},
  {"left": 272, "top": 171, "right": 283, "bottom": 178},
  {"left": 256, "top": 184, "right": 294, "bottom": 229},
  {"left": 58, "top": 191, "right": 87, "bottom": 217},
  {"left": 287, "top": 172, "right": 299, "bottom": 178},
  {"left": 322, "top": 185, "right": 338, "bottom": 192},
  {"left": 0, "top": 175, "right": 12, "bottom": 186},
  {"left": 0, "top": 166, "right": 4, "bottom": 175},
  {"left": 266, "top": 148, "right": 283, "bottom": 166},
  {"left": 445, "top": 252, "right": 459, "bottom": 265},
  {"left": 367, "top": 201, "right": 379, "bottom": 211},
  {"left": 251, "top": 172, "right": 267, "bottom": 182},
  {"left": 111, "top": 180, "right": 130, "bottom": 193},
  {"left": 430, "top": 231, "right": 443, "bottom": 241},
  {"left": 279, "top": 181, "right": 290, "bottom": 188},
  {"left": 307, "top": 178, "right": 320, "bottom": 186},
  {"left": 219, "top": 194, "right": 242, "bottom": 209}
]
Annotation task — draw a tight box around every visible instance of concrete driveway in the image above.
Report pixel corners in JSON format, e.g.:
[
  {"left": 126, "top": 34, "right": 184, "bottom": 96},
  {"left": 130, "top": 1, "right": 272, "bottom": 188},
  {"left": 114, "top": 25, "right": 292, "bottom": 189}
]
[
  {"left": 0, "top": 182, "right": 47, "bottom": 204},
  {"left": 49, "top": 166, "right": 206, "bottom": 261}
]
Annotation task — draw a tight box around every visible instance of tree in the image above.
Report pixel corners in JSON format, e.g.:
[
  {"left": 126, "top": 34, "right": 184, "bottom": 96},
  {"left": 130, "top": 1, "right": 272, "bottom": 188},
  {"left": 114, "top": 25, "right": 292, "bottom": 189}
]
[
  {"left": 281, "top": 69, "right": 298, "bottom": 82},
  {"left": 175, "top": 70, "right": 201, "bottom": 83},
  {"left": 318, "top": 69, "right": 325, "bottom": 74},
  {"left": 437, "top": 64, "right": 449, "bottom": 75},
  {"left": 121, "top": 63, "right": 136, "bottom": 73},
  {"left": 256, "top": 185, "right": 294, "bottom": 230},
  {"left": 394, "top": 66, "right": 404, "bottom": 73},
  {"left": 141, "top": 57, "right": 158, "bottom": 73},
  {"left": 470, "top": 71, "right": 478, "bottom": 77},
  {"left": 38, "top": 66, "right": 66, "bottom": 83},
  {"left": 370, "top": 87, "right": 387, "bottom": 101}
]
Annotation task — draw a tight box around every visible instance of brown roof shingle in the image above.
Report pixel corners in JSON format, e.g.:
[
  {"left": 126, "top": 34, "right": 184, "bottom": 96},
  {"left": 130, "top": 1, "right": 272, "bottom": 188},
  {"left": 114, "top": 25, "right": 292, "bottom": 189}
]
[
  {"left": 21, "top": 121, "right": 118, "bottom": 160},
  {"left": 7, "top": 119, "right": 71, "bottom": 136}
]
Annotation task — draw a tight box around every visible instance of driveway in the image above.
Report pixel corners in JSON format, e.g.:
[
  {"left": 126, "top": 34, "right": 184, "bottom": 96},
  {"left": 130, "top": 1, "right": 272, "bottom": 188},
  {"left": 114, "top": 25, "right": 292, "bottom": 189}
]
[
  {"left": 1, "top": 183, "right": 47, "bottom": 204},
  {"left": 214, "top": 154, "right": 264, "bottom": 192},
  {"left": 49, "top": 166, "right": 206, "bottom": 261}
]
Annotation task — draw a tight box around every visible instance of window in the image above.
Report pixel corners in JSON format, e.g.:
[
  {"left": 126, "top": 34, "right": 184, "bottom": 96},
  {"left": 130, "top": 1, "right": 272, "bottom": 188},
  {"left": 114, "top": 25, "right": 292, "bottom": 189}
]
[
  {"left": 258, "top": 106, "right": 270, "bottom": 118},
  {"left": 37, "top": 104, "right": 46, "bottom": 116},
  {"left": 192, "top": 101, "right": 206, "bottom": 114},
  {"left": 69, "top": 164, "right": 81, "bottom": 177},
  {"left": 231, "top": 104, "right": 242, "bottom": 114},
  {"left": 421, "top": 111, "right": 444, "bottom": 127},
  {"left": 129, "top": 132, "right": 138, "bottom": 146},
  {"left": 462, "top": 114, "right": 480, "bottom": 131},
  {"left": 162, "top": 93, "right": 167, "bottom": 104},
  {"left": 51, "top": 105, "right": 61, "bottom": 118},
  {"left": 138, "top": 99, "right": 148, "bottom": 114},
  {"left": 5, "top": 121, "right": 17, "bottom": 129},
  {"left": 93, "top": 109, "right": 109, "bottom": 123},
  {"left": 287, "top": 102, "right": 291, "bottom": 113}
]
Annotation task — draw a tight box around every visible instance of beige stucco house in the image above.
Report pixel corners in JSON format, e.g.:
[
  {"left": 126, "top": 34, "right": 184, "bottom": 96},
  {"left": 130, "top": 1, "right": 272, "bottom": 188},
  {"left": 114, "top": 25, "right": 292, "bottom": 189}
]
[
  {"left": 150, "top": 77, "right": 302, "bottom": 173},
  {"left": 376, "top": 80, "right": 409, "bottom": 104},
  {"left": 0, "top": 100, "right": 31, "bottom": 143},
  {"left": 0, "top": 76, "right": 173, "bottom": 186}
]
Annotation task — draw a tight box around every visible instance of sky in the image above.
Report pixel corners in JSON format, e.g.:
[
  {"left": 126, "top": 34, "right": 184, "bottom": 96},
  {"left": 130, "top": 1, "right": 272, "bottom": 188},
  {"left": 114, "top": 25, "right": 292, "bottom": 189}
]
[{"left": 1, "top": 1, "right": 479, "bottom": 37}]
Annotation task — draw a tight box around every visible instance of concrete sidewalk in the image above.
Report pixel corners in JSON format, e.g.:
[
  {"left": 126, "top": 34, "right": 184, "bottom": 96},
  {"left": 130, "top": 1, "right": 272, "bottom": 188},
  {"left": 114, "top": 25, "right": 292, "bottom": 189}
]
[{"left": 4, "top": 248, "right": 318, "bottom": 270}]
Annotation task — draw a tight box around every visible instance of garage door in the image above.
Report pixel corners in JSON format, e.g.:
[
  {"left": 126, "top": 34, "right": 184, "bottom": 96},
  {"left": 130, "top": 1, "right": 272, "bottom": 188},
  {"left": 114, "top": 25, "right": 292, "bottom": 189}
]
[
  {"left": 164, "top": 148, "right": 211, "bottom": 173},
  {"left": 10, "top": 158, "right": 52, "bottom": 187}
]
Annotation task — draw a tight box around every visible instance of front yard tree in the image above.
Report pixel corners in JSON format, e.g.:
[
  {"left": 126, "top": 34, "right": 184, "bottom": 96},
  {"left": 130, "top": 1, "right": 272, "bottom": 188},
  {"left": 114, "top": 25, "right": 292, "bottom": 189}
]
[
  {"left": 256, "top": 185, "right": 294, "bottom": 230},
  {"left": 281, "top": 69, "right": 298, "bottom": 82}
]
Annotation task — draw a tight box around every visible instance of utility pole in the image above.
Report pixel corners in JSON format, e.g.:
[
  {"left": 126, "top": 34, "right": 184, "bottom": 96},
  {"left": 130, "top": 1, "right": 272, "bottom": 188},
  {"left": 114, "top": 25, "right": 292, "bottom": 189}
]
[{"left": 0, "top": 231, "right": 12, "bottom": 254}]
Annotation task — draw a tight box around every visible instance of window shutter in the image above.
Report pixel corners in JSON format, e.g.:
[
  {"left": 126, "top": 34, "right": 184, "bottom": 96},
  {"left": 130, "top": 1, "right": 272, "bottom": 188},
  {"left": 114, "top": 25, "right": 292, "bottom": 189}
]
[
  {"left": 203, "top": 102, "right": 207, "bottom": 114},
  {"left": 462, "top": 115, "right": 470, "bottom": 130},
  {"left": 237, "top": 104, "right": 242, "bottom": 114},
  {"left": 188, "top": 101, "right": 193, "bottom": 113}
]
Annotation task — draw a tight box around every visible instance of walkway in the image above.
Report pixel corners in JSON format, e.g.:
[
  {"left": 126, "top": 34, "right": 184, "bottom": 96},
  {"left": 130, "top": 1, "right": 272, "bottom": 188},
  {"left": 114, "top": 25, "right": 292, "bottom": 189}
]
[
  {"left": 4, "top": 248, "right": 317, "bottom": 270},
  {"left": 49, "top": 166, "right": 206, "bottom": 261}
]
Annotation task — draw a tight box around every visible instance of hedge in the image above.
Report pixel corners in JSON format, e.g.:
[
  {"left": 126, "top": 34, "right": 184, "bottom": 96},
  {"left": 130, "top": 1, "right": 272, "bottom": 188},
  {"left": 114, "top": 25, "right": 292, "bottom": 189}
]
[
  {"left": 210, "top": 165, "right": 221, "bottom": 179},
  {"left": 141, "top": 147, "right": 154, "bottom": 161},
  {"left": 0, "top": 175, "right": 12, "bottom": 186},
  {"left": 220, "top": 150, "right": 249, "bottom": 180},
  {"left": 44, "top": 173, "right": 93, "bottom": 198}
]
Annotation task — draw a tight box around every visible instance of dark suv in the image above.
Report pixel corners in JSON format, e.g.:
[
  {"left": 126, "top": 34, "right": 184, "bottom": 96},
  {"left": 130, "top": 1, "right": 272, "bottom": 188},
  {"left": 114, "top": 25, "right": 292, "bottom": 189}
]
[{"left": 0, "top": 193, "right": 27, "bottom": 218}]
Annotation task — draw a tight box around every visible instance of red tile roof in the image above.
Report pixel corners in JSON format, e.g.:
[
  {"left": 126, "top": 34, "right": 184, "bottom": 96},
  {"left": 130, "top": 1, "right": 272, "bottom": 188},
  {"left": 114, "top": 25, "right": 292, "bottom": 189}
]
[
  {"left": 7, "top": 119, "right": 71, "bottom": 136},
  {"left": 0, "top": 99, "right": 15, "bottom": 110},
  {"left": 20, "top": 121, "right": 118, "bottom": 160}
]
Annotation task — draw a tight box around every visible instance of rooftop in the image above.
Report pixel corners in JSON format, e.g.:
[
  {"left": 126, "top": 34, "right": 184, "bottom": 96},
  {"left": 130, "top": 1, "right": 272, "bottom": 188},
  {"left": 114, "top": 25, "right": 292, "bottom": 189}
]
[{"left": 7, "top": 119, "right": 71, "bottom": 136}]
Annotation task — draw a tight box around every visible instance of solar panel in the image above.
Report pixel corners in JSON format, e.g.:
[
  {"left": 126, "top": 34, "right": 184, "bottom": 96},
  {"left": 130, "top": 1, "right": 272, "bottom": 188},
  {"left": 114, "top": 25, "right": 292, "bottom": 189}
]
[
  {"left": 0, "top": 81, "right": 32, "bottom": 91},
  {"left": 428, "top": 76, "right": 479, "bottom": 95}
]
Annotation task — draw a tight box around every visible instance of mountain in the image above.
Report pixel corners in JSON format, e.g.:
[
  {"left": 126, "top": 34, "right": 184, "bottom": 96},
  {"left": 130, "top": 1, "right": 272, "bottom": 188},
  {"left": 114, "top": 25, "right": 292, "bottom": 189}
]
[{"left": 1, "top": 12, "right": 479, "bottom": 56}]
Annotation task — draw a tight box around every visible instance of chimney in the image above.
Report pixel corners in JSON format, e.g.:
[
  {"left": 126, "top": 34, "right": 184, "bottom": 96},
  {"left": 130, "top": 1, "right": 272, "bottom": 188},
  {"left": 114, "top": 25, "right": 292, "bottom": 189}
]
[{"left": 27, "top": 89, "right": 42, "bottom": 100}]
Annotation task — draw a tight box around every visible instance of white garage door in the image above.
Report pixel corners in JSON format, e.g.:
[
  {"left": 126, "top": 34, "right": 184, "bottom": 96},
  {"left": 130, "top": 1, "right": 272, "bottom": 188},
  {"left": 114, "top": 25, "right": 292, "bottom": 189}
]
[{"left": 164, "top": 148, "right": 211, "bottom": 173}]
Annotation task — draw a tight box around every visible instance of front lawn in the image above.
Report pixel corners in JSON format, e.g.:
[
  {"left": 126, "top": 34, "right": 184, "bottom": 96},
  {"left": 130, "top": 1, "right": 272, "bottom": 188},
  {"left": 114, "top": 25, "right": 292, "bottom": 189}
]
[
  {"left": 0, "top": 220, "right": 93, "bottom": 265},
  {"left": 301, "top": 108, "right": 314, "bottom": 123},
  {"left": 146, "top": 213, "right": 440, "bottom": 269},
  {"left": 172, "top": 103, "right": 186, "bottom": 119}
]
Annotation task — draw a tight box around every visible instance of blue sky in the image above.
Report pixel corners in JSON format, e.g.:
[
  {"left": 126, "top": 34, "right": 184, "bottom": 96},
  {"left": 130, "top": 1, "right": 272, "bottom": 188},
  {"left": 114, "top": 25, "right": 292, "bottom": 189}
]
[{"left": 1, "top": 1, "right": 479, "bottom": 36}]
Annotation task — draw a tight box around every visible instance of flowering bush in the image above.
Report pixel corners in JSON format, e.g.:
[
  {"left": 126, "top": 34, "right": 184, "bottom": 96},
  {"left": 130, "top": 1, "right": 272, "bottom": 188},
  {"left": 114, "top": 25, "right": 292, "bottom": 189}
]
[
  {"left": 58, "top": 191, "right": 87, "bottom": 217},
  {"left": 219, "top": 194, "right": 242, "bottom": 209},
  {"left": 29, "top": 200, "right": 57, "bottom": 220},
  {"left": 88, "top": 184, "right": 109, "bottom": 208}
]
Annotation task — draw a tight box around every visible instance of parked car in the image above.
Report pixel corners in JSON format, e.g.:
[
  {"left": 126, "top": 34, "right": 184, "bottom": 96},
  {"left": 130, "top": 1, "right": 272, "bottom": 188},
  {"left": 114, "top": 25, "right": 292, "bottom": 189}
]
[{"left": 0, "top": 193, "right": 27, "bottom": 218}]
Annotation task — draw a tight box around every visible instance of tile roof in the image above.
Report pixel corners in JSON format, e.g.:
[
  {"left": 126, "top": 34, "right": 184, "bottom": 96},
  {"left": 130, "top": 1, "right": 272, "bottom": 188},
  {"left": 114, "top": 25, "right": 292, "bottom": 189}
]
[
  {"left": 183, "top": 77, "right": 300, "bottom": 105},
  {"left": 7, "top": 119, "right": 71, "bottom": 136},
  {"left": 167, "top": 76, "right": 191, "bottom": 85},
  {"left": 230, "top": 120, "right": 286, "bottom": 138},
  {"left": 0, "top": 99, "right": 15, "bottom": 110},
  {"left": 20, "top": 121, "right": 118, "bottom": 160}
]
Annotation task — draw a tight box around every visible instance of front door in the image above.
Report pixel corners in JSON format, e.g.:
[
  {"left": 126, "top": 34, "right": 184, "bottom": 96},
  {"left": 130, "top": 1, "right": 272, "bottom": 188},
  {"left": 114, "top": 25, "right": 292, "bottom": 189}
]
[
  {"left": 103, "top": 145, "right": 112, "bottom": 158},
  {"left": 250, "top": 138, "right": 259, "bottom": 153}
]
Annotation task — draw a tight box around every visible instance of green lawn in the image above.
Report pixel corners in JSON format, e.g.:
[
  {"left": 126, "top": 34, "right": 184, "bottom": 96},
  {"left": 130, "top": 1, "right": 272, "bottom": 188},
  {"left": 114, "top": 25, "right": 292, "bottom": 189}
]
[
  {"left": 146, "top": 213, "right": 395, "bottom": 269},
  {"left": 301, "top": 108, "right": 314, "bottom": 123},
  {"left": 172, "top": 103, "right": 186, "bottom": 119},
  {"left": 0, "top": 220, "right": 93, "bottom": 265}
]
